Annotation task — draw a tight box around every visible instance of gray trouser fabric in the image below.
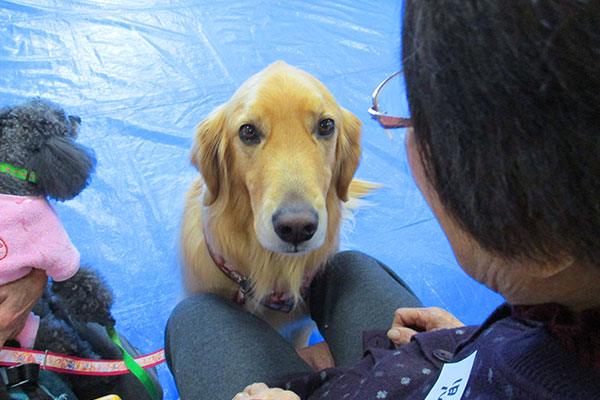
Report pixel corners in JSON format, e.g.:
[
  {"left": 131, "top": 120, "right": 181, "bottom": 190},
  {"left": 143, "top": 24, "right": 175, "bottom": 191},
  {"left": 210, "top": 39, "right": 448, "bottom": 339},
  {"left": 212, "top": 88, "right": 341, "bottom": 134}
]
[
  {"left": 309, "top": 250, "right": 422, "bottom": 367},
  {"left": 165, "top": 251, "right": 422, "bottom": 399}
]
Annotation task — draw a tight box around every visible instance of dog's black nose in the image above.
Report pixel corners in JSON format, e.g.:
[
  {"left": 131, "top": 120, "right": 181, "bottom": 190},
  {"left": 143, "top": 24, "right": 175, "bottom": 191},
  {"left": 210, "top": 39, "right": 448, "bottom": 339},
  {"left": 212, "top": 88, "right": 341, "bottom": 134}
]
[{"left": 272, "top": 208, "right": 319, "bottom": 245}]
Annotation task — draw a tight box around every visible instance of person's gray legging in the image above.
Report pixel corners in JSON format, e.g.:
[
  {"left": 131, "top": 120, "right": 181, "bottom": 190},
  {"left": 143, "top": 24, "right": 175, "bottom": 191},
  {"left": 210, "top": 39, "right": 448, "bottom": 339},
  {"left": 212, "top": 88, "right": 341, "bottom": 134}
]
[{"left": 164, "top": 250, "right": 422, "bottom": 399}]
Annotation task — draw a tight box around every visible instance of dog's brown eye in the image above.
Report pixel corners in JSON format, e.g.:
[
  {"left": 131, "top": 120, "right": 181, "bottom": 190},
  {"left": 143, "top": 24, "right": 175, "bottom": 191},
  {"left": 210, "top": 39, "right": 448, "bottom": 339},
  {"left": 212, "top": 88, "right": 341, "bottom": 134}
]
[
  {"left": 239, "top": 124, "right": 260, "bottom": 144},
  {"left": 317, "top": 119, "right": 335, "bottom": 137}
]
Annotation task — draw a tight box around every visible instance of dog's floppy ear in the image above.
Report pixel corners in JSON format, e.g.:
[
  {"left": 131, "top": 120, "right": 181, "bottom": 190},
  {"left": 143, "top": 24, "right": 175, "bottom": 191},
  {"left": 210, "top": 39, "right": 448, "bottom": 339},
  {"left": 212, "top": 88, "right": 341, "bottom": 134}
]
[
  {"left": 29, "top": 136, "right": 96, "bottom": 201},
  {"left": 191, "top": 104, "right": 228, "bottom": 206},
  {"left": 335, "top": 108, "right": 362, "bottom": 202}
]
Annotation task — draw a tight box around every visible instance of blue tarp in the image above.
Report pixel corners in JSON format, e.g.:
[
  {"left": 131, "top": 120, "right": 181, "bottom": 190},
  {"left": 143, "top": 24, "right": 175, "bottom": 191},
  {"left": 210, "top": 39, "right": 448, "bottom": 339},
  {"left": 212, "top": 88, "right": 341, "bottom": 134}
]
[{"left": 0, "top": 1, "right": 504, "bottom": 398}]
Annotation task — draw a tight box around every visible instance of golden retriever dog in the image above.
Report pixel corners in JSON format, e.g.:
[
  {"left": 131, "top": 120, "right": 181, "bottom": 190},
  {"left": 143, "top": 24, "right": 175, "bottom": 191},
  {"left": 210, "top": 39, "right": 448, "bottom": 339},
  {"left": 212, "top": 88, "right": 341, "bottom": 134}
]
[{"left": 180, "top": 61, "right": 374, "bottom": 350}]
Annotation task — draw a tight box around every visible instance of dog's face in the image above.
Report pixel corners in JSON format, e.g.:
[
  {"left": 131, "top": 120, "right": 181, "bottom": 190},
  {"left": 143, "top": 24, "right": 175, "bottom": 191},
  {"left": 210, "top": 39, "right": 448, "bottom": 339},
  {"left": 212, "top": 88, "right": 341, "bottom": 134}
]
[{"left": 192, "top": 62, "right": 361, "bottom": 254}]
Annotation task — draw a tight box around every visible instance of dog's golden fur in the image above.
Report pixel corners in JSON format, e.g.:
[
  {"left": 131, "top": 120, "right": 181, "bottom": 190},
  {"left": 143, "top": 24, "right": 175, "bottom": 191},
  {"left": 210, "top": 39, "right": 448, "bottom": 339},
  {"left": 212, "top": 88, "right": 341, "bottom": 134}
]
[{"left": 180, "top": 61, "right": 371, "bottom": 345}]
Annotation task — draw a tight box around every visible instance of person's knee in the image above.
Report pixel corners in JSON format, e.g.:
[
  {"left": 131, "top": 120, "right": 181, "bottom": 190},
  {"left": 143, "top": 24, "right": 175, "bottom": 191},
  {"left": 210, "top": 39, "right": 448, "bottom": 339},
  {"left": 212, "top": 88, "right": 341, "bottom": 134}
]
[
  {"left": 326, "top": 250, "right": 382, "bottom": 280},
  {"left": 335, "top": 250, "right": 370, "bottom": 263},
  {"left": 165, "top": 293, "right": 231, "bottom": 364},
  {"left": 166, "top": 293, "right": 228, "bottom": 337},
  {"left": 324, "top": 251, "right": 416, "bottom": 297}
]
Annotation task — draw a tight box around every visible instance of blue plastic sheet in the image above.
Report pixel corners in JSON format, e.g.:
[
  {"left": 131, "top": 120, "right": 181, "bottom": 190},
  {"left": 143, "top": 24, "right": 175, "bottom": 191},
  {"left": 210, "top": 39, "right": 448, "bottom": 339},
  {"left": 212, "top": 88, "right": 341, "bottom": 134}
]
[{"left": 0, "top": 1, "right": 504, "bottom": 398}]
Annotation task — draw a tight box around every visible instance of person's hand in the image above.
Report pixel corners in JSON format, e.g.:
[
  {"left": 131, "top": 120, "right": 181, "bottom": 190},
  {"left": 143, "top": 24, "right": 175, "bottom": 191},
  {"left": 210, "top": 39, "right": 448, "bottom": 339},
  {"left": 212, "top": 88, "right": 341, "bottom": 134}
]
[
  {"left": 0, "top": 269, "right": 48, "bottom": 346},
  {"left": 296, "top": 341, "right": 334, "bottom": 370},
  {"left": 387, "top": 307, "right": 464, "bottom": 347},
  {"left": 233, "top": 383, "right": 300, "bottom": 400}
]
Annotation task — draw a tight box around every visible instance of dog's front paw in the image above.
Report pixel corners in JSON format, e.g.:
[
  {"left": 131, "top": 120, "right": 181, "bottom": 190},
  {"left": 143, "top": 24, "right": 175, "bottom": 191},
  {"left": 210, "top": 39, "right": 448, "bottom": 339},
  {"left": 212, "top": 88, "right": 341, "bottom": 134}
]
[{"left": 50, "top": 266, "right": 115, "bottom": 327}]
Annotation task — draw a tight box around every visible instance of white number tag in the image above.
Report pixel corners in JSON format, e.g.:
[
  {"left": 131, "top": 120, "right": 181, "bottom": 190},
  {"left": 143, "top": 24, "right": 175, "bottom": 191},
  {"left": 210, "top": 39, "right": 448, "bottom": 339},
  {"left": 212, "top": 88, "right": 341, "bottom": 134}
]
[{"left": 424, "top": 351, "right": 477, "bottom": 400}]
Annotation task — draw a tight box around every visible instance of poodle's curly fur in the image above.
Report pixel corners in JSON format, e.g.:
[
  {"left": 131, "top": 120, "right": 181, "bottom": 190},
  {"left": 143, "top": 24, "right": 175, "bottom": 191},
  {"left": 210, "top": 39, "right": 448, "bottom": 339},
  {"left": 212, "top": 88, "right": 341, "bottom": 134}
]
[
  {"left": 0, "top": 99, "right": 95, "bottom": 200},
  {"left": 32, "top": 266, "right": 121, "bottom": 396}
]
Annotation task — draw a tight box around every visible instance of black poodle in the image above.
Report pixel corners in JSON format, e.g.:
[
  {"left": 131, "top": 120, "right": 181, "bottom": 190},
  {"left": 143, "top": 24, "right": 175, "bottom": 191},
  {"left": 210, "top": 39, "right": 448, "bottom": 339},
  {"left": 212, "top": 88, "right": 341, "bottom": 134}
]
[{"left": 0, "top": 99, "right": 162, "bottom": 399}]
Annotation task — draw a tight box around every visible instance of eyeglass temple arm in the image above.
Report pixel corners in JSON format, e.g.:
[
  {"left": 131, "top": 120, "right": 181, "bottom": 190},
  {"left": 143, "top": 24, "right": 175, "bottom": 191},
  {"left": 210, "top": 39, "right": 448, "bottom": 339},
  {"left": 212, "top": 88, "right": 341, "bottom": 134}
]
[{"left": 370, "top": 70, "right": 404, "bottom": 111}]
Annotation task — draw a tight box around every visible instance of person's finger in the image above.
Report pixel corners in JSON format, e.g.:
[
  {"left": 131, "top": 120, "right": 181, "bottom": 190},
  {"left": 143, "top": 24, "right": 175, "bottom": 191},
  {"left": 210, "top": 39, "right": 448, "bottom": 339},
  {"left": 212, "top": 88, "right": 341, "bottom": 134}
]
[
  {"left": 233, "top": 392, "right": 249, "bottom": 400},
  {"left": 424, "top": 307, "right": 464, "bottom": 330},
  {"left": 0, "top": 332, "right": 9, "bottom": 347},
  {"left": 245, "top": 382, "right": 270, "bottom": 395},
  {"left": 387, "top": 327, "right": 418, "bottom": 346},
  {"left": 391, "top": 308, "right": 429, "bottom": 330},
  {"left": 392, "top": 307, "right": 464, "bottom": 332},
  {"left": 0, "top": 310, "right": 28, "bottom": 346}
]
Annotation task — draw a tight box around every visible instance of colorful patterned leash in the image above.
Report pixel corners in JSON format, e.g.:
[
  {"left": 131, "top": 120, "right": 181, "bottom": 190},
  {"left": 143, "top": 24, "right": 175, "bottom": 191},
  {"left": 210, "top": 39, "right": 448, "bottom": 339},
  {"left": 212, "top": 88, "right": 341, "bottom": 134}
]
[{"left": 0, "top": 332, "right": 165, "bottom": 399}]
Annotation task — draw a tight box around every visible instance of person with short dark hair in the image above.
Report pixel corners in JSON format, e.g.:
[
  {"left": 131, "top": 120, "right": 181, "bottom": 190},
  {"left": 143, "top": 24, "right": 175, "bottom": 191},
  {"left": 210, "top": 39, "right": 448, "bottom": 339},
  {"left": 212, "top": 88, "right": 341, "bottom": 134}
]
[{"left": 165, "top": 1, "right": 600, "bottom": 398}]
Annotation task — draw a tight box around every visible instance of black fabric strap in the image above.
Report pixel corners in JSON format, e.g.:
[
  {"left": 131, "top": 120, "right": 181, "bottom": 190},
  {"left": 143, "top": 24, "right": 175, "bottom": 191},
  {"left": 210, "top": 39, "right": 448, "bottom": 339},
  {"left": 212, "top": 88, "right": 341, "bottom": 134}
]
[{"left": 1, "top": 363, "right": 40, "bottom": 388}]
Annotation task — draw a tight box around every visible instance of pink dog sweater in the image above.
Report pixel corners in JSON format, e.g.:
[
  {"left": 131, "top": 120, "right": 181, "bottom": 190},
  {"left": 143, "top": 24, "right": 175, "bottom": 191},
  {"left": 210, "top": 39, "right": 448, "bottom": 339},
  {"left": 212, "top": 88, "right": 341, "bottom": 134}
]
[{"left": 0, "top": 194, "right": 80, "bottom": 348}]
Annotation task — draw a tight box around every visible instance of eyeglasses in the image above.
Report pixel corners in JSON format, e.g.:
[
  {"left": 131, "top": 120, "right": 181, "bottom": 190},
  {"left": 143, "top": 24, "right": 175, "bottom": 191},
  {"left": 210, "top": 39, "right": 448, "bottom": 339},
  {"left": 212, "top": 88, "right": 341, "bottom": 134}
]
[{"left": 368, "top": 70, "right": 412, "bottom": 129}]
